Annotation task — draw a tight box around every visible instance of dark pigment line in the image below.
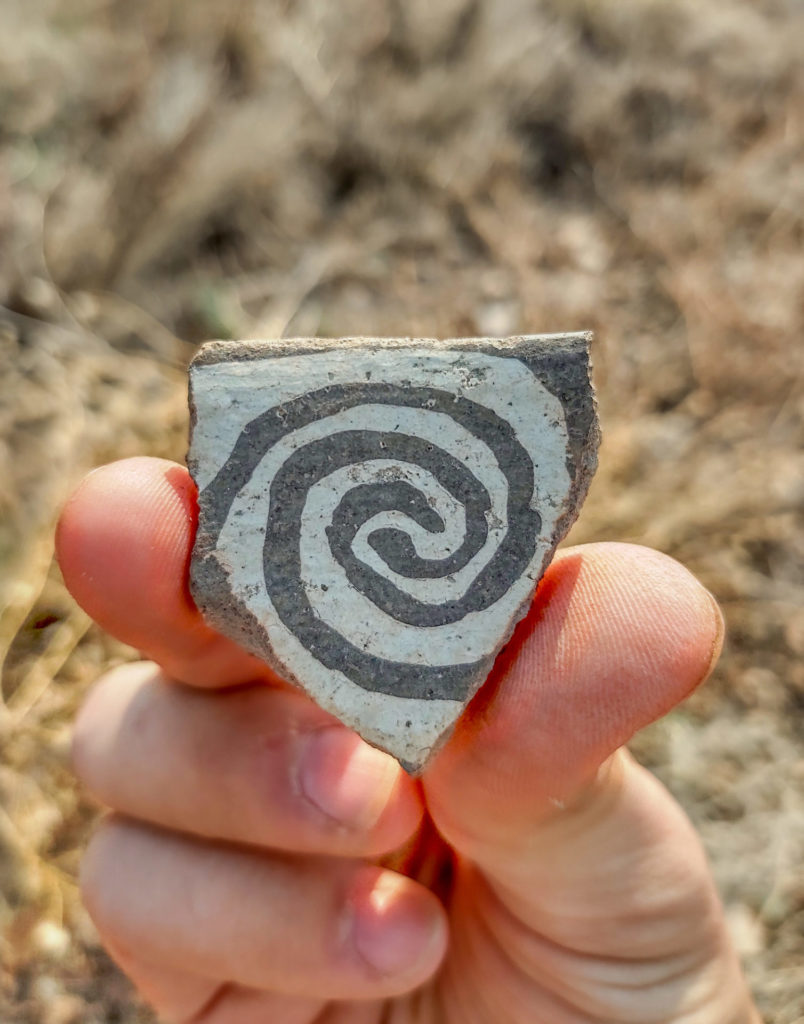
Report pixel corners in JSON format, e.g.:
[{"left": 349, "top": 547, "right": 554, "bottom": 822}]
[{"left": 200, "top": 383, "right": 541, "bottom": 700}]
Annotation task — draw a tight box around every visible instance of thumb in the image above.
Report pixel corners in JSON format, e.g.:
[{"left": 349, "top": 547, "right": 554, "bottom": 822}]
[
  {"left": 422, "top": 541, "right": 723, "bottom": 893},
  {"left": 423, "top": 544, "right": 756, "bottom": 1022}
]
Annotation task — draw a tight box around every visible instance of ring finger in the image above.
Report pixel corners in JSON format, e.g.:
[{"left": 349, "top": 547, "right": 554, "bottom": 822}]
[{"left": 81, "top": 815, "right": 448, "bottom": 1002}]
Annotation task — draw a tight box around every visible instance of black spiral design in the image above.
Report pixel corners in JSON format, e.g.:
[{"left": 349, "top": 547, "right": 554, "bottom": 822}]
[{"left": 201, "top": 383, "right": 541, "bottom": 701}]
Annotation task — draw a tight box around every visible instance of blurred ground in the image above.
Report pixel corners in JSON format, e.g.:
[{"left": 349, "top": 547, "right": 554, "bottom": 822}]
[{"left": 0, "top": 0, "right": 802, "bottom": 1021}]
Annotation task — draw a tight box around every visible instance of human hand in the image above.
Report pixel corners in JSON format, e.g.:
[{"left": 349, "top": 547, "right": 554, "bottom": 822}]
[{"left": 57, "top": 457, "right": 759, "bottom": 1023}]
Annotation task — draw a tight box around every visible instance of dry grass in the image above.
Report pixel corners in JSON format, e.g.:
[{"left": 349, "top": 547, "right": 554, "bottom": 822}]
[{"left": 1, "top": 0, "right": 802, "bottom": 1021}]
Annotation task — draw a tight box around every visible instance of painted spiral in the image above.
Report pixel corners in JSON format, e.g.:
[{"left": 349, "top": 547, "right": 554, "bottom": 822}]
[
  {"left": 192, "top": 347, "right": 573, "bottom": 709},
  {"left": 202, "top": 381, "right": 542, "bottom": 701}
]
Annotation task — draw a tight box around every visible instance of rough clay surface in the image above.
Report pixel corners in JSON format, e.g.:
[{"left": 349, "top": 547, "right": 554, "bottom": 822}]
[{"left": 188, "top": 335, "right": 599, "bottom": 771}]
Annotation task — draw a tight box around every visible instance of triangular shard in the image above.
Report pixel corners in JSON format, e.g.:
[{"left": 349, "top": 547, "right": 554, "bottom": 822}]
[{"left": 188, "top": 336, "right": 599, "bottom": 773}]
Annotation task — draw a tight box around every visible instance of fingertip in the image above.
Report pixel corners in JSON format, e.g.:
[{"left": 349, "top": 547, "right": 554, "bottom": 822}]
[
  {"left": 57, "top": 457, "right": 199, "bottom": 635},
  {"left": 426, "top": 542, "right": 726, "bottom": 840},
  {"left": 548, "top": 542, "right": 724, "bottom": 706},
  {"left": 349, "top": 868, "right": 448, "bottom": 988},
  {"left": 56, "top": 458, "right": 270, "bottom": 687},
  {"left": 298, "top": 730, "right": 424, "bottom": 855}
]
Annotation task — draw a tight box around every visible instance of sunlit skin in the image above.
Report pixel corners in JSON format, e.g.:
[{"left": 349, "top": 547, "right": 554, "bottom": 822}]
[{"left": 57, "top": 457, "right": 760, "bottom": 1024}]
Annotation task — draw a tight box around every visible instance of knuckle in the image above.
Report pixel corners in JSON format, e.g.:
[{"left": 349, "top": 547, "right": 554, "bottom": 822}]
[
  {"left": 71, "top": 684, "right": 109, "bottom": 790},
  {"left": 70, "top": 709, "right": 93, "bottom": 787},
  {"left": 71, "top": 662, "right": 160, "bottom": 792},
  {"left": 79, "top": 816, "right": 130, "bottom": 946}
]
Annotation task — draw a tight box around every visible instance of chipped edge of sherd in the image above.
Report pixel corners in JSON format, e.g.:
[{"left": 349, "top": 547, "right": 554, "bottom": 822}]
[{"left": 190, "top": 332, "right": 594, "bottom": 367}]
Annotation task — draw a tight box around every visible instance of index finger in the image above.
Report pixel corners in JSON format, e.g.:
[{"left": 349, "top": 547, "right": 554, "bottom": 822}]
[{"left": 56, "top": 457, "right": 278, "bottom": 688}]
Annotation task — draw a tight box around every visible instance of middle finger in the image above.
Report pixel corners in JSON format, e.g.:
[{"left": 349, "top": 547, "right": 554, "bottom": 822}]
[{"left": 73, "top": 662, "right": 423, "bottom": 857}]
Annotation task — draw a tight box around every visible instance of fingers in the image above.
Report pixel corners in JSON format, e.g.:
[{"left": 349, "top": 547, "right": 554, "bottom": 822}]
[
  {"left": 56, "top": 457, "right": 271, "bottom": 688},
  {"left": 424, "top": 542, "right": 723, "bottom": 869},
  {"left": 81, "top": 816, "right": 448, "bottom": 1001},
  {"left": 72, "top": 662, "right": 423, "bottom": 858}
]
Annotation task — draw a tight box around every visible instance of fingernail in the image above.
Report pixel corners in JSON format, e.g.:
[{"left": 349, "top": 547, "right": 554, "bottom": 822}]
[
  {"left": 353, "top": 873, "right": 445, "bottom": 977},
  {"left": 299, "top": 728, "right": 399, "bottom": 831}
]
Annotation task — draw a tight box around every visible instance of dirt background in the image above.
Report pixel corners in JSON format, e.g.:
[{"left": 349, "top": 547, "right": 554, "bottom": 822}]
[{"left": 0, "top": 0, "right": 802, "bottom": 1021}]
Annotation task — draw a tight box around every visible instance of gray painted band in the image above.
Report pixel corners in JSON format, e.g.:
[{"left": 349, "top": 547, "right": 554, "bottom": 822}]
[{"left": 199, "top": 383, "right": 541, "bottom": 700}]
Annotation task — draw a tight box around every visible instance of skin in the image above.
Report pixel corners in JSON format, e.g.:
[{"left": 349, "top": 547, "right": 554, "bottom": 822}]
[{"left": 56, "top": 457, "right": 760, "bottom": 1024}]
